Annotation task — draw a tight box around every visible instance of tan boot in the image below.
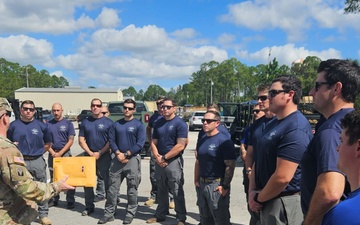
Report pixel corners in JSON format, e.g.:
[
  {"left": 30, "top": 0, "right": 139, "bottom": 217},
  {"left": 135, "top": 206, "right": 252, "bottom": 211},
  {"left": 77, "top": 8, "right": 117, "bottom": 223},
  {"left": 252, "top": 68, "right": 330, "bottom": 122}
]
[
  {"left": 39, "top": 217, "right": 52, "bottom": 225},
  {"left": 169, "top": 200, "right": 175, "bottom": 209},
  {"left": 144, "top": 198, "right": 156, "bottom": 207}
]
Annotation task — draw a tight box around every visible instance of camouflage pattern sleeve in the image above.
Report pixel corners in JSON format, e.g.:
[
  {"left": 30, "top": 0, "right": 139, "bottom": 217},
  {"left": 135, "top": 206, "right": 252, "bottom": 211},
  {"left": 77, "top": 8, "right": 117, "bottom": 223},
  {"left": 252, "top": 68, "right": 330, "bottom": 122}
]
[{"left": 1, "top": 147, "right": 61, "bottom": 203}]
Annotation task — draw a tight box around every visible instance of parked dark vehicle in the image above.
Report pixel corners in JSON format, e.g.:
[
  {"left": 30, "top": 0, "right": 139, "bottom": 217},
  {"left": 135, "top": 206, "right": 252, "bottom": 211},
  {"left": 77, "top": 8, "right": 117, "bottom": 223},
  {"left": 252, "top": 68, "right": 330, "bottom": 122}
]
[{"left": 76, "top": 110, "right": 92, "bottom": 129}]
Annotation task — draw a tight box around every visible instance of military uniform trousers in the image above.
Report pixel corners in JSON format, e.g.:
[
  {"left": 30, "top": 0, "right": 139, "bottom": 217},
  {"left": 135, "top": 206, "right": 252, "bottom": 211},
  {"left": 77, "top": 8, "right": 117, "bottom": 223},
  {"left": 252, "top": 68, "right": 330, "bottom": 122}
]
[
  {"left": 260, "top": 194, "right": 302, "bottom": 225},
  {"left": 104, "top": 155, "right": 141, "bottom": 218},
  {"left": 155, "top": 156, "right": 186, "bottom": 222},
  {"left": 84, "top": 152, "right": 111, "bottom": 210},
  {"left": 48, "top": 151, "right": 75, "bottom": 203},
  {"left": 196, "top": 179, "right": 231, "bottom": 225},
  {"left": 24, "top": 156, "right": 49, "bottom": 218}
]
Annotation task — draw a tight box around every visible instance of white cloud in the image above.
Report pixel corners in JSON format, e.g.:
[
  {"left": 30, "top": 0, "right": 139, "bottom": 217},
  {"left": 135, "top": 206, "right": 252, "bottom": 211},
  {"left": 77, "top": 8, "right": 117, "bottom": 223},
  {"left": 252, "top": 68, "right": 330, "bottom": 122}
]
[
  {"left": 219, "top": 0, "right": 360, "bottom": 42},
  {"left": 0, "top": 35, "right": 54, "bottom": 66},
  {"left": 236, "top": 43, "right": 342, "bottom": 65},
  {"left": 51, "top": 70, "right": 64, "bottom": 77},
  {"left": 171, "top": 28, "right": 198, "bottom": 39},
  {"left": 95, "top": 7, "right": 121, "bottom": 28},
  {"left": 217, "top": 33, "right": 236, "bottom": 45}
]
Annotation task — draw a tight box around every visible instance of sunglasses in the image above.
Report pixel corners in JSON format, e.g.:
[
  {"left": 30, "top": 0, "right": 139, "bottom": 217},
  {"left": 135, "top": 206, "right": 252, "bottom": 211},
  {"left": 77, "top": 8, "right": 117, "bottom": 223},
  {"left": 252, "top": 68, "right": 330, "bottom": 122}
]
[
  {"left": 123, "top": 106, "right": 135, "bottom": 111},
  {"left": 0, "top": 111, "right": 12, "bottom": 119},
  {"left": 201, "top": 119, "right": 219, "bottom": 124},
  {"left": 268, "top": 90, "right": 288, "bottom": 98},
  {"left": 161, "top": 105, "right": 173, "bottom": 110},
  {"left": 91, "top": 104, "right": 102, "bottom": 108},
  {"left": 253, "top": 110, "right": 260, "bottom": 114},
  {"left": 101, "top": 112, "right": 109, "bottom": 115},
  {"left": 257, "top": 95, "right": 267, "bottom": 101},
  {"left": 156, "top": 101, "right": 163, "bottom": 106},
  {"left": 315, "top": 82, "right": 330, "bottom": 92},
  {"left": 22, "top": 107, "right": 35, "bottom": 112}
]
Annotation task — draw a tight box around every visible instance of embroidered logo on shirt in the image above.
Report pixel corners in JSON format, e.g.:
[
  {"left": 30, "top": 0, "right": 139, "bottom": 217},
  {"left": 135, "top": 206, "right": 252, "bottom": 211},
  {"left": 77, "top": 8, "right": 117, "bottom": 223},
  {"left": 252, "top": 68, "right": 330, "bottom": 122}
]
[
  {"left": 208, "top": 144, "right": 216, "bottom": 151},
  {"left": 168, "top": 125, "right": 174, "bottom": 131},
  {"left": 128, "top": 126, "right": 135, "bottom": 132},
  {"left": 31, "top": 129, "right": 39, "bottom": 135},
  {"left": 267, "top": 130, "right": 276, "bottom": 140},
  {"left": 60, "top": 125, "right": 66, "bottom": 132},
  {"left": 98, "top": 124, "right": 105, "bottom": 129}
]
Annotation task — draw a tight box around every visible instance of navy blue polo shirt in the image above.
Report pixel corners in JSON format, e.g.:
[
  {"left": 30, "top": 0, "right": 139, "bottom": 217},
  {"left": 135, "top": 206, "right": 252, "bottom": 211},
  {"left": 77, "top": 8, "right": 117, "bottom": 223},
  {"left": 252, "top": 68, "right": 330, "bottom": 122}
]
[
  {"left": 197, "top": 124, "right": 230, "bottom": 143},
  {"left": 196, "top": 132, "right": 236, "bottom": 178},
  {"left": 7, "top": 119, "right": 51, "bottom": 156},
  {"left": 152, "top": 116, "right": 188, "bottom": 155},
  {"left": 47, "top": 118, "right": 76, "bottom": 151},
  {"left": 109, "top": 118, "right": 146, "bottom": 155},
  {"left": 254, "top": 110, "right": 313, "bottom": 193},
  {"left": 79, "top": 116, "right": 113, "bottom": 151},
  {"left": 300, "top": 108, "right": 353, "bottom": 214}
]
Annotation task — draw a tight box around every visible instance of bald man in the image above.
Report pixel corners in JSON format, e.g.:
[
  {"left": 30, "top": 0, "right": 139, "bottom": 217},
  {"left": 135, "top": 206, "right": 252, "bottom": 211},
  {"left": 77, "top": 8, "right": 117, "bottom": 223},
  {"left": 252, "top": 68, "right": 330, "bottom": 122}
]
[{"left": 47, "top": 103, "right": 76, "bottom": 209}]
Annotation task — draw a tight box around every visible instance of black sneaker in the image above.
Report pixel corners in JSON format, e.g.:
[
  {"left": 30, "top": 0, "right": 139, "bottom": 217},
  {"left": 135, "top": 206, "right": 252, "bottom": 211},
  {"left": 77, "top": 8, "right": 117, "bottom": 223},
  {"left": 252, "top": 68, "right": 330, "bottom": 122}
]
[
  {"left": 123, "top": 217, "right": 133, "bottom": 224},
  {"left": 94, "top": 196, "right": 105, "bottom": 202},
  {"left": 81, "top": 208, "right": 94, "bottom": 216},
  {"left": 97, "top": 216, "right": 115, "bottom": 224},
  {"left": 67, "top": 202, "right": 75, "bottom": 209}
]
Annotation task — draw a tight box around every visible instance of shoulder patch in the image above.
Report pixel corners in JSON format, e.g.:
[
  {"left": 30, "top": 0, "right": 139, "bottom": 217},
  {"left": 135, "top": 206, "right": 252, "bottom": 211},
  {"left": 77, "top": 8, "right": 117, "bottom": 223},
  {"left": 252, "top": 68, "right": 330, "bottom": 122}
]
[{"left": 13, "top": 156, "right": 25, "bottom": 165}]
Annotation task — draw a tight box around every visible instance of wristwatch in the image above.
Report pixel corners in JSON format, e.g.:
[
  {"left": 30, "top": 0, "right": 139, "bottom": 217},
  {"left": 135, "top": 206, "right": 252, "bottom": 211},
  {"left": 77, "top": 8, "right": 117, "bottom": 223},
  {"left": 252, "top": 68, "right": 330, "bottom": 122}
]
[
  {"left": 124, "top": 151, "right": 129, "bottom": 159},
  {"left": 222, "top": 184, "right": 230, "bottom": 190},
  {"left": 161, "top": 155, "right": 166, "bottom": 161}
]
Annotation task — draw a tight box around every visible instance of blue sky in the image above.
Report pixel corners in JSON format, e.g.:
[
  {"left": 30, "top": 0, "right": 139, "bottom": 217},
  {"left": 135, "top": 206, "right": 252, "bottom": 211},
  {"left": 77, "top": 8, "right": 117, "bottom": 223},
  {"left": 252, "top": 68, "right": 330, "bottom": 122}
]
[{"left": 0, "top": 0, "right": 359, "bottom": 92}]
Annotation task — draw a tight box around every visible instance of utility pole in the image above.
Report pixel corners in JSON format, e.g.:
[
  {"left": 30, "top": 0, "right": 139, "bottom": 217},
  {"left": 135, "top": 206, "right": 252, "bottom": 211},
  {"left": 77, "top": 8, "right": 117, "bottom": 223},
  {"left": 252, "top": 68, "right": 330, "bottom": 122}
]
[
  {"left": 26, "top": 66, "right": 29, "bottom": 88},
  {"left": 210, "top": 78, "right": 213, "bottom": 104}
]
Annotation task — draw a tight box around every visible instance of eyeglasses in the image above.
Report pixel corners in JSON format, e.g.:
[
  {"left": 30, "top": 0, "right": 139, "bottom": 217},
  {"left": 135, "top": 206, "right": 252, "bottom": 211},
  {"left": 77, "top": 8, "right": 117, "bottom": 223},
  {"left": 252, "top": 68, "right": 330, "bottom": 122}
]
[
  {"left": 268, "top": 90, "right": 288, "bottom": 98},
  {"left": 253, "top": 110, "right": 260, "bottom": 114},
  {"left": 22, "top": 107, "right": 35, "bottom": 112},
  {"left": 201, "top": 119, "right": 219, "bottom": 124},
  {"left": 0, "top": 111, "right": 11, "bottom": 119},
  {"left": 123, "top": 106, "right": 135, "bottom": 111},
  {"left": 161, "top": 105, "right": 173, "bottom": 110},
  {"left": 156, "top": 101, "right": 163, "bottom": 106},
  {"left": 257, "top": 95, "right": 267, "bottom": 101},
  {"left": 91, "top": 104, "right": 102, "bottom": 108},
  {"left": 101, "top": 112, "right": 109, "bottom": 115},
  {"left": 315, "top": 82, "right": 330, "bottom": 92}
]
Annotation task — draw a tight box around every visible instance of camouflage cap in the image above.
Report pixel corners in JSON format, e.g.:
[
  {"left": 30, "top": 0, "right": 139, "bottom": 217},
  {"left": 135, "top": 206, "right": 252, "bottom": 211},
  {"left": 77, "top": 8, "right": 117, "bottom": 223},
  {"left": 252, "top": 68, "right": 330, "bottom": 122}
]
[{"left": 0, "top": 98, "right": 13, "bottom": 112}]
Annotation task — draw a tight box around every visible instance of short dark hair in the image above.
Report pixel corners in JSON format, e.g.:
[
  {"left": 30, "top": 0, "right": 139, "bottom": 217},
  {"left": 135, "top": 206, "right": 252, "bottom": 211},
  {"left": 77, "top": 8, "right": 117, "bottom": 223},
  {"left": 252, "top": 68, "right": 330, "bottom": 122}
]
[
  {"left": 124, "top": 98, "right": 136, "bottom": 108},
  {"left": 157, "top": 96, "right": 166, "bottom": 101},
  {"left": 271, "top": 75, "right": 302, "bottom": 104},
  {"left": 318, "top": 59, "right": 360, "bottom": 103},
  {"left": 205, "top": 110, "right": 221, "bottom": 121},
  {"left": 21, "top": 100, "right": 35, "bottom": 108},
  {"left": 207, "top": 103, "right": 219, "bottom": 113},
  {"left": 163, "top": 97, "right": 176, "bottom": 106},
  {"left": 91, "top": 98, "right": 102, "bottom": 105},
  {"left": 341, "top": 110, "right": 360, "bottom": 145},
  {"left": 257, "top": 84, "right": 270, "bottom": 93}
]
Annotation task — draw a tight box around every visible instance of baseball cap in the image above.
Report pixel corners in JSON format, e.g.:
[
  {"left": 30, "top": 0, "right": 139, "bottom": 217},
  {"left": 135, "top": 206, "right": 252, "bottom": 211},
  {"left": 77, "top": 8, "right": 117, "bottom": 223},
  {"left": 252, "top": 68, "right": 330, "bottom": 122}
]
[{"left": 0, "top": 98, "right": 13, "bottom": 112}]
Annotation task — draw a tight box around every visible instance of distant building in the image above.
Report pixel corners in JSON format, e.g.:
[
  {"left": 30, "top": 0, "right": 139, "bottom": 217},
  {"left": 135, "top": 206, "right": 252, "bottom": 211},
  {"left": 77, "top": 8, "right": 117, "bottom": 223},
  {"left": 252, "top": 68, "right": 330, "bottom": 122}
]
[{"left": 15, "top": 87, "right": 123, "bottom": 115}]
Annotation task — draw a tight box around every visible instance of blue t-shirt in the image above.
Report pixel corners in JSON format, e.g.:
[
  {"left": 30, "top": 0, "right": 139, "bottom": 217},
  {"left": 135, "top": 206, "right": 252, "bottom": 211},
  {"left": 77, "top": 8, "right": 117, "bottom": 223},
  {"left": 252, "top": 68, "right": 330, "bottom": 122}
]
[
  {"left": 248, "top": 116, "right": 276, "bottom": 147},
  {"left": 7, "top": 119, "right": 51, "bottom": 156},
  {"left": 321, "top": 188, "right": 360, "bottom": 225},
  {"left": 197, "top": 124, "right": 230, "bottom": 143},
  {"left": 254, "top": 110, "right": 313, "bottom": 192},
  {"left": 241, "top": 125, "right": 252, "bottom": 146},
  {"left": 196, "top": 132, "right": 236, "bottom": 178},
  {"left": 153, "top": 116, "right": 188, "bottom": 155},
  {"left": 47, "top": 118, "right": 76, "bottom": 151},
  {"left": 148, "top": 111, "right": 162, "bottom": 128},
  {"left": 300, "top": 108, "right": 353, "bottom": 214},
  {"left": 109, "top": 118, "right": 146, "bottom": 155},
  {"left": 79, "top": 116, "right": 113, "bottom": 151}
]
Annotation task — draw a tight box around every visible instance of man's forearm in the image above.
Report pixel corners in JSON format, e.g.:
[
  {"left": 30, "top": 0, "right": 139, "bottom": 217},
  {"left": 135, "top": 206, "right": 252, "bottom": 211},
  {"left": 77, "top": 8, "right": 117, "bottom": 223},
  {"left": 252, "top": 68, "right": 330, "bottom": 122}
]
[
  {"left": 222, "top": 160, "right": 236, "bottom": 186},
  {"left": 244, "top": 146, "right": 254, "bottom": 171}
]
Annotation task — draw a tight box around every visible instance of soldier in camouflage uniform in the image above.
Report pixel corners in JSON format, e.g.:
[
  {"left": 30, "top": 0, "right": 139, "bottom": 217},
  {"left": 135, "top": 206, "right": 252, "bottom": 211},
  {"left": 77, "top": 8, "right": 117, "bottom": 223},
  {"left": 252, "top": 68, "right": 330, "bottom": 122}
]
[{"left": 0, "top": 98, "right": 74, "bottom": 224}]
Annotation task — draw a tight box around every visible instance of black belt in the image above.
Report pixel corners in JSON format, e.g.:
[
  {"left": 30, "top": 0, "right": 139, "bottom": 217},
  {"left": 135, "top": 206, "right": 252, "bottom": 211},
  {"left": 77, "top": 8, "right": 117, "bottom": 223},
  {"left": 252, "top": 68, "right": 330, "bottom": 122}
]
[
  {"left": 277, "top": 191, "right": 300, "bottom": 198},
  {"left": 199, "top": 177, "right": 221, "bottom": 183},
  {"left": 23, "top": 155, "right": 42, "bottom": 160}
]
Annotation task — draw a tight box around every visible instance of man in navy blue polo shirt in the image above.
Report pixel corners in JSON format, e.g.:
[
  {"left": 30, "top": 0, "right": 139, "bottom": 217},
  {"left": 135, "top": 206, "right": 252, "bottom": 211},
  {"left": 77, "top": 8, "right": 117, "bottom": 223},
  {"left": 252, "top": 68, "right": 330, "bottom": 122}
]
[
  {"left": 98, "top": 98, "right": 145, "bottom": 225},
  {"left": 195, "top": 110, "right": 236, "bottom": 225},
  {"left": 79, "top": 98, "right": 113, "bottom": 217},
  {"left": 7, "top": 100, "right": 52, "bottom": 225},
  {"left": 146, "top": 97, "right": 188, "bottom": 225},
  {"left": 301, "top": 59, "right": 360, "bottom": 225},
  {"left": 248, "top": 76, "right": 313, "bottom": 225},
  {"left": 47, "top": 103, "right": 76, "bottom": 209}
]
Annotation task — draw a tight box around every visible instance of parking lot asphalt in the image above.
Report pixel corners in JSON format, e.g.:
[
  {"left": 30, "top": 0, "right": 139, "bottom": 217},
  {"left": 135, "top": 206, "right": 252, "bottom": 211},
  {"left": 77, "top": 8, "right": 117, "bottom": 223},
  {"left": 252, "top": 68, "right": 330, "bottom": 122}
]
[{"left": 36, "top": 123, "right": 250, "bottom": 225}]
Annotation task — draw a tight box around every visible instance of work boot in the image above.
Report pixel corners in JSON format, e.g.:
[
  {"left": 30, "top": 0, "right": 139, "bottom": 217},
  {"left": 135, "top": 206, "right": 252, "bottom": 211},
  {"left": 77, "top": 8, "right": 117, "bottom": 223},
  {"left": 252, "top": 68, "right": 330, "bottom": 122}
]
[
  {"left": 39, "top": 217, "right": 52, "bottom": 225},
  {"left": 123, "top": 217, "right": 133, "bottom": 224},
  {"left": 146, "top": 217, "right": 165, "bottom": 224},
  {"left": 144, "top": 198, "right": 156, "bottom": 207},
  {"left": 97, "top": 216, "right": 115, "bottom": 224}
]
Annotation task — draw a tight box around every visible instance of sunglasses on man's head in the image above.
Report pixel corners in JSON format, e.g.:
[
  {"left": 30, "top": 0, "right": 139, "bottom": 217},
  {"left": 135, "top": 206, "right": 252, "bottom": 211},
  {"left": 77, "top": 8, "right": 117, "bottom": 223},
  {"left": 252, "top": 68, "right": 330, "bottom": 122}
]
[{"left": 22, "top": 107, "right": 35, "bottom": 112}]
